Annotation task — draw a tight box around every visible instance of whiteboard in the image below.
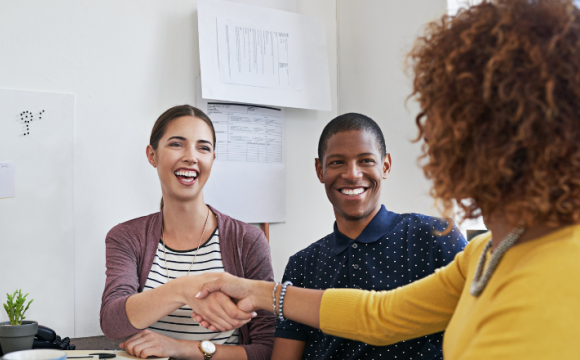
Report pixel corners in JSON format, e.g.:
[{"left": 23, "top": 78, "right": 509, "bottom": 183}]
[{"left": 0, "top": 89, "right": 75, "bottom": 336}]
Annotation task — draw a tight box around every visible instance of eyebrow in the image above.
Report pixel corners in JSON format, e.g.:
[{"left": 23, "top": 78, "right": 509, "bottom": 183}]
[
  {"left": 326, "top": 152, "right": 377, "bottom": 159},
  {"left": 198, "top": 139, "right": 214, "bottom": 147},
  {"left": 166, "top": 136, "right": 213, "bottom": 147}
]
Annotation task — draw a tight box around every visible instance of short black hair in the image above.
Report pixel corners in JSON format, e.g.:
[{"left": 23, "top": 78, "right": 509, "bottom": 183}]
[{"left": 317, "top": 113, "right": 387, "bottom": 160}]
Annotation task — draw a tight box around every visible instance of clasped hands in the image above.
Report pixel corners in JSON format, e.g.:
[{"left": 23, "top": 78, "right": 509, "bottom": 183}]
[
  {"left": 192, "top": 272, "right": 259, "bottom": 332},
  {"left": 120, "top": 273, "right": 260, "bottom": 359}
]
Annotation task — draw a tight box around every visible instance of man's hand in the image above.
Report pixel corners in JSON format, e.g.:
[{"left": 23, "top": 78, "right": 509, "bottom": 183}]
[{"left": 120, "top": 329, "right": 182, "bottom": 359}]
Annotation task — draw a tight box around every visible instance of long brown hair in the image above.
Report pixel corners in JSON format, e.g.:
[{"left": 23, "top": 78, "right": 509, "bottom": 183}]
[
  {"left": 150, "top": 105, "right": 216, "bottom": 210},
  {"left": 409, "top": 0, "right": 580, "bottom": 228}
]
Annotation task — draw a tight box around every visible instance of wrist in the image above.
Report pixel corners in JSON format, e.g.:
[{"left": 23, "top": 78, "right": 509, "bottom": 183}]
[
  {"left": 173, "top": 275, "right": 204, "bottom": 306},
  {"left": 167, "top": 276, "right": 188, "bottom": 306},
  {"left": 255, "top": 281, "right": 277, "bottom": 312},
  {"left": 177, "top": 339, "right": 203, "bottom": 360}
]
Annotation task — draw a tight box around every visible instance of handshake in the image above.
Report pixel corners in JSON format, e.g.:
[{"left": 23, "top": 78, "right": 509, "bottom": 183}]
[
  {"left": 188, "top": 272, "right": 273, "bottom": 332},
  {"left": 120, "top": 273, "right": 323, "bottom": 359},
  {"left": 187, "top": 272, "right": 319, "bottom": 333}
]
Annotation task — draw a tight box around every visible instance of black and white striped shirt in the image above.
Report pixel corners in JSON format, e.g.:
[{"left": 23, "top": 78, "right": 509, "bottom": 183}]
[{"left": 143, "top": 227, "right": 239, "bottom": 345}]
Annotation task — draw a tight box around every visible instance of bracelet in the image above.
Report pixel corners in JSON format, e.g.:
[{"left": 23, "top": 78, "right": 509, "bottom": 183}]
[
  {"left": 272, "top": 282, "right": 280, "bottom": 316},
  {"left": 277, "top": 281, "right": 293, "bottom": 321}
]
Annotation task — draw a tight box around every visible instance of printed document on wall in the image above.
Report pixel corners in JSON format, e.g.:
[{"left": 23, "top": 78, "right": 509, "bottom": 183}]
[
  {"left": 198, "top": 0, "right": 331, "bottom": 111},
  {"left": 198, "top": 95, "right": 286, "bottom": 223},
  {"left": 217, "top": 18, "right": 293, "bottom": 90},
  {"left": 0, "top": 161, "right": 15, "bottom": 199}
]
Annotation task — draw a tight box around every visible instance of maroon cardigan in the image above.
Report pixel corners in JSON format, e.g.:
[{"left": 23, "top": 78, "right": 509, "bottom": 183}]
[{"left": 100, "top": 206, "right": 275, "bottom": 360}]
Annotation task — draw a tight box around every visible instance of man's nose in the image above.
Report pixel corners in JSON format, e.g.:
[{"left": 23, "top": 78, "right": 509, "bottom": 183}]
[{"left": 343, "top": 162, "right": 362, "bottom": 181}]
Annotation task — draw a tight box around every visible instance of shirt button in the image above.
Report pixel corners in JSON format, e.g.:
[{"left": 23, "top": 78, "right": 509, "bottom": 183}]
[
  {"left": 352, "top": 243, "right": 358, "bottom": 249},
  {"left": 353, "top": 264, "right": 359, "bottom": 270}
]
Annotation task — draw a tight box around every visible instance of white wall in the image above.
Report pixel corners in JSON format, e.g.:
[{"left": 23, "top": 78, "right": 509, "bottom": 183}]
[
  {"left": 1, "top": 0, "right": 198, "bottom": 337},
  {"left": 268, "top": 0, "right": 338, "bottom": 281},
  {"left": 336, "top": 0, "right": 447, "bottom": 217},
  {"left": 447, "top": 0, "right": 482, "bottom": 15}
]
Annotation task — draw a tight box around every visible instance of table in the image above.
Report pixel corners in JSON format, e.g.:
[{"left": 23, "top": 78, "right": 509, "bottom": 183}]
[{"left": 65, "top": 350, "right": 168, "bottom": 360}]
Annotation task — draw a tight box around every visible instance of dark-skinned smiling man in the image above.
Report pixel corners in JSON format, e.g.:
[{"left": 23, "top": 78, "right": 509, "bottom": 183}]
[{"left": 271, "top": 113, "right": 467, "bottom": 360}]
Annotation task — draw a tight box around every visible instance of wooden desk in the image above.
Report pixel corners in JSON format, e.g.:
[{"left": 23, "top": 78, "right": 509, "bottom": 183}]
[{"left": 69, "top": 337, "right": 122, "bottom": 351}]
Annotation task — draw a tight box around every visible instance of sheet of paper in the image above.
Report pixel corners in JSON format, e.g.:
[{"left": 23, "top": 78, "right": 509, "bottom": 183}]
[
  {"left": 198, "top": 0, "right": 331, "bottom": 111},
  {"left": 217, "top": 18, "right": 293, "bottom": 90},
  {"left": 0, "top": 161, "right": 15, "bottom": 198},
  {"left": 209, "top": 103, "right": 283, "bottom": 163},
  {"left": 198, "top": 93, "right": 286, "bottom": 223},
  {"left": 0, "top": 88, "right": 75, "bottom": 336}
]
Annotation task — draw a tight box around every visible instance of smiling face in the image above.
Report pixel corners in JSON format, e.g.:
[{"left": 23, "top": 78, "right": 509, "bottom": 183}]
[
  {"left": 315, "top": 130, "right": 391, "bottom": 223},
  {"left": 146, "top": 116, "right": 215, "bottom": 205}
]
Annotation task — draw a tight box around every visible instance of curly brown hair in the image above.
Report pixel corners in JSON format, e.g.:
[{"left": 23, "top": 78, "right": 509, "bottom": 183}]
[{"left": 409, "top": 0, "right": 580, "bottom": 227}]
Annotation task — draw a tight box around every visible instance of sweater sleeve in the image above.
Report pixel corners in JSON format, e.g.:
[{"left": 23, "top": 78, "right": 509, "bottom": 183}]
[
  {"left": 239, "top": 231, "right": 276, "bottom": 360},
  {"left": 319, "top": 247, "right": 468, "bottom": 346},
  {"left": 100, "top": 224, "right": 143, "bottom": 339}
]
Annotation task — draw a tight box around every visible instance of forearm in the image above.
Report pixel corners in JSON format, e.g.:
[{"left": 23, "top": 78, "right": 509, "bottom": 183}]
[
  {"left": 320, "top": 268, "right": 462, "bottom": 345},
  {"left": 271, "top": 338, "right": 305, "bottom": 360},
  {"left": 126, "top": 276, "right": 195, "bottom": 329},
  {"left": 252, "top": 281, "right": 324, "bottom": 329},
  {"left": 253, "top": 262, "right": 461, "bottom": 346}
]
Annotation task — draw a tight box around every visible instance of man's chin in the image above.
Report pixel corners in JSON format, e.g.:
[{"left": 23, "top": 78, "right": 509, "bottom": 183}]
[{"left": 337, "top": 207, "right": 374, "bottom": 222}]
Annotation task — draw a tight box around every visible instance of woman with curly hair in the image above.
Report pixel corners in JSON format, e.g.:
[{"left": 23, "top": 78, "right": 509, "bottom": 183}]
[{"left": 193, "top": 0, "right": 580, "bottom": 358}]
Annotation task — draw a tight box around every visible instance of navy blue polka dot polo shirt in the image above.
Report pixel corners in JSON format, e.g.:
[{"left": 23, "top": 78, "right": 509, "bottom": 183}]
[{"left": 275, "top": 205, "right": 467, "bottom": 360}]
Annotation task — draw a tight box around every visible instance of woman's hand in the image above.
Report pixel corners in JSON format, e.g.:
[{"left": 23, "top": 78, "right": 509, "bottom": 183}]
[
  {"left": 120, "top": 329, "right": 183, "bottom": 359},
  {"left": 192, "top": 273, "right": 259, "bottom": 331},
  {"left": 189, "top": 290, "right": 256, "bottom": 332},
  {"left": 175, "top": 272, "right": 255, "bottom": 332},
  {"left": 194, "top": 273, "right": 272, "bottom": 319}
]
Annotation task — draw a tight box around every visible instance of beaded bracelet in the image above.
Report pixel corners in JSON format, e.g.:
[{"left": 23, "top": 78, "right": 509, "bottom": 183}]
[
  {"left": 271, "top": 282, "right": 280, "bottom": 316},
  {"left": 277, "top": 281, "right": 293, "bottom": 321}
]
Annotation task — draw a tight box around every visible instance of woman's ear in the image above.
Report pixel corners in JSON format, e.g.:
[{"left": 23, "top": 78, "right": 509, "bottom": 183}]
[{"left": 146, "top": 145, "right": 157, "bottom": 168}]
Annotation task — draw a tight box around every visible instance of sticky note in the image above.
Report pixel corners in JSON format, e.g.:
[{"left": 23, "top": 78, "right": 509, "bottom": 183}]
[{"left": 0, "top": 161, "right": 15, "bottom": 198}]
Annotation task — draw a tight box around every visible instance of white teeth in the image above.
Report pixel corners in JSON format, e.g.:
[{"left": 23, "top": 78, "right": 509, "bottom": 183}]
[
  {"left": 174, "top": 170, "right": 198, "bottom": 178},
  {"left": 341, "top": 188, "right": 364, "bottom": 196}
]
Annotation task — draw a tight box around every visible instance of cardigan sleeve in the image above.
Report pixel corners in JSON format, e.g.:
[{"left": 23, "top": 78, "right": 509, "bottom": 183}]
[
  {"left": 100, "top": 223, "right": 143, "bottom": 339},
  {"left": 319, "top": 246, "right": 468, "bottom": 346},
  {"left": 239, "top": 230, "right": 276, "bottom": 360}
]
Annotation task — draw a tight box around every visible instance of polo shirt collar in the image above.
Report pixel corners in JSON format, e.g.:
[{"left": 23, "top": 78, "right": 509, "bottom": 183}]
[{"left": 332, "top": 205, "right": 399, "bottom": 255}]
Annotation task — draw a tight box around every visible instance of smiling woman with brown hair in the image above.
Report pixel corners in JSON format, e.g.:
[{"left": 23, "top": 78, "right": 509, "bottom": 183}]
[
  {"left": 193, "top": 0, "right": 580, "bottom": 358},
  {"left": 99, "top": 105, "right": 275, "bottom": 360}
]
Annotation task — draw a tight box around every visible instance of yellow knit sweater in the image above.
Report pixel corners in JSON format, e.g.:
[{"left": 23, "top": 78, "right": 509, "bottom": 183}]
[{"left": 320, "top": 224, "right": 580, "bottom": 359}]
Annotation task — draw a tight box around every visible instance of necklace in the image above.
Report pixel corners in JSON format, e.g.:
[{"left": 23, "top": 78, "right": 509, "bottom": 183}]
[
  {"left": 161, "top": 206, "right": 211, "bottom": 282},
  {"left": 470, "top": 226, "right": 525, "bottom": 296}
]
